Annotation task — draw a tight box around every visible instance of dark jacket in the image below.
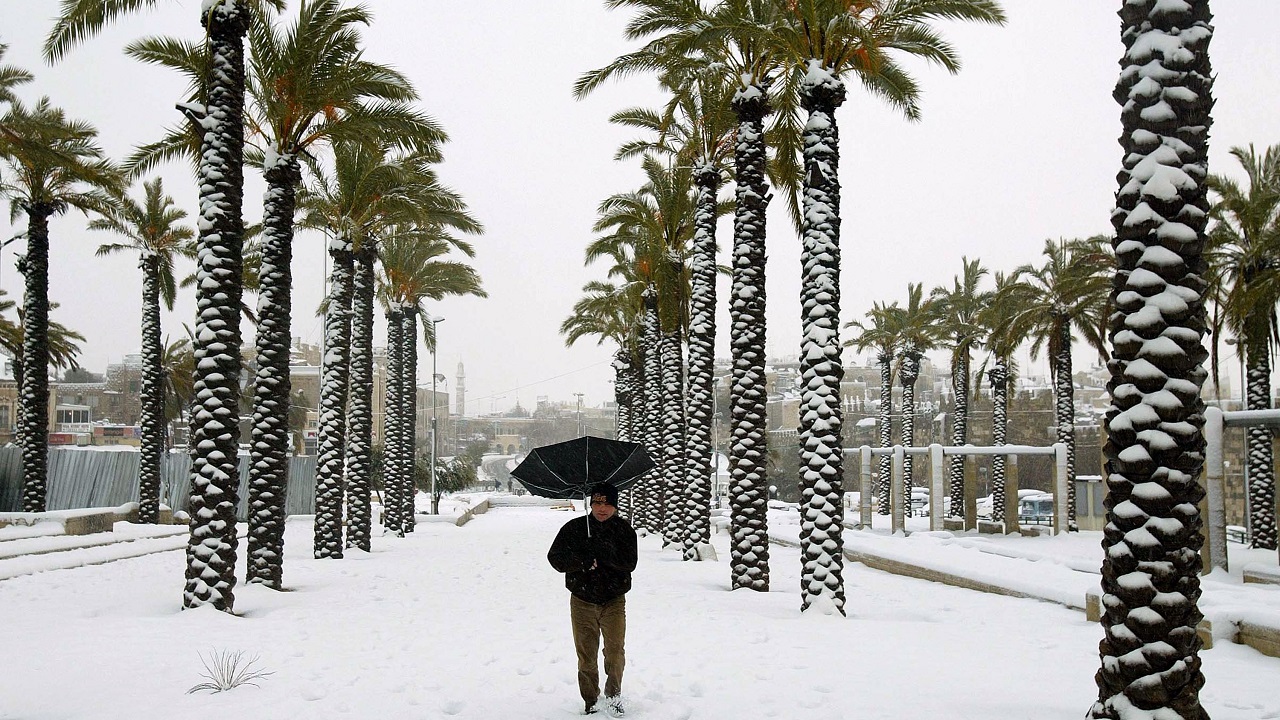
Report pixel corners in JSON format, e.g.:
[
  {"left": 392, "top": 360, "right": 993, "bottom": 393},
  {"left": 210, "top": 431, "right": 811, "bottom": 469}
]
[{"left": 547, "top": 513, "right": 638, "bottom": 605}]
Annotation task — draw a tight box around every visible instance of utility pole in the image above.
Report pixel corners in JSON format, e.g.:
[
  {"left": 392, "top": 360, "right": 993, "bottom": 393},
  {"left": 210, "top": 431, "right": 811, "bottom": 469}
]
[
  {"left": 429, "top": 316, "right": 444, "bottom": 514},
  {"left": 574, "top": 392, "right": 584, "bottom": 437}
]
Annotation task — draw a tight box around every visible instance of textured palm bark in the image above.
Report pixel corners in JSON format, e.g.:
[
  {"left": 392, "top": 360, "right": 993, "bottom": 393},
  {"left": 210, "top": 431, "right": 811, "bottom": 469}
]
[
  {"left": 1092, "top": 2, "right": 1213, "bottom": 717},
  {"left": 314, "top": 238, "right": 353, "bottom": 559},
  {"left": 344, "top": 244, "right": 376, "bottom": 551},
  {"left": 1054, "top": 323, "right": 1078, "bottom": 530},
  {"left": 638, "top": 290, "right": 663, "bottom": 534},
  {"left": 613, "top": 348, "right": 635, "bottom": 518},
  {"left": 900, "top": 350, "right": 921, "bottom": 493},
  {"left": 682, "top": 163, "right": 719, "bottom": 560},
  {"left": 137, "top": 254, "right": 164, "bottom": 524},
  {"left": 1243, "top": 336, "right": 1276, "bottom": 549},
  {"left": 401, "top": 311, "right": 419, "bottom": 532},
  {"left": 246, "top": 155, "right": 299, "bottom": 589},
  {"left": 17, "top": 205, "right": 52, "bottom": 512},
  {"left": 988, "top": 360, "right": 1009, "bottom": 523},
  {"left": 383, "top": 307, "right": 405, "bottom": 537},
  {"left": 797, "top": 66, "right": 845, "bottom": 614},
  {"left": 183, "top": 0, "right": 247, "bottom": 612},
  {"left": 660, "top": 327, "right": 687, "bottom": 548},
  {"left": 948, "top": 349, "right": 970, "bottom": 518},
  {"left": 728, "top": 83, "right": 771, "bottom": 591},
  {"left": 877, "top": 352, "right": 893, "bottom": 515}
]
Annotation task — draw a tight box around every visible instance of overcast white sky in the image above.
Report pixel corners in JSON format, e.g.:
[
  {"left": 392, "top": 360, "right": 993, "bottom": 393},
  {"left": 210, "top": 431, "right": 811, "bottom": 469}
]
[{"left": 3, "top": 1, "right": 1279, "bottom": 416}]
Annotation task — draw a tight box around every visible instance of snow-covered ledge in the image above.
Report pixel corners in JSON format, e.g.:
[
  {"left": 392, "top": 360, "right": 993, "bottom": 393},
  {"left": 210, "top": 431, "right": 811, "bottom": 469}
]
[{"left": 0, "top": 503, "right": 177, "bottom": 535}]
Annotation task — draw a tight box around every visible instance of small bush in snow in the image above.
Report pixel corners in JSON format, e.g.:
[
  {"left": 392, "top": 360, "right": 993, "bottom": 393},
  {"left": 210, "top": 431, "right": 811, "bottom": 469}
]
[{"left": 187, "top": 649, "right": 274, "bottom": 694}]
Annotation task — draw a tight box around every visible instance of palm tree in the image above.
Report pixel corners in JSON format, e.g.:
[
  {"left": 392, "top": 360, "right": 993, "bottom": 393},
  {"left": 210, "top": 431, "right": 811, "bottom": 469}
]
[
  {"left": 89, "top": 178, "right": 194, "bottom": 524},
  {"left": 846, "top": 300, "right": 903, "bottom": 516},
  {"left": 998, "top": 237, "right": 1111, "bottom": 530},
  {"left": 773, "top": 0, "right": 1005, "bottom": 615},
  {"left": 0, "top": 43, "right": 33, "bottom": 137},
  {"left": 930, "top": 257, "right": 989, "bottom": 519},
  {"left": 0, "top": 98, "right": 118, "bottom": 513},
  {"left": 241, "top": 0, "right": 445, "bottom": 588},
  {"left": 0, "top": 294, "right": 87, "bottom": 408},
  {"left": 976, "top": 271, "right": 1020, "bottom": 524},
  {"left": 896, "top": 283, "right": 939, "bottom": 493},
  {"left": 1205, "top": 144, "right": 1280, "bottom": 551},
  {"left": 47, "top": 0, "right": 289, "bottom": 614},
  {"left": 1092, "top": 2, "right": 1214, "bottom": 717}
]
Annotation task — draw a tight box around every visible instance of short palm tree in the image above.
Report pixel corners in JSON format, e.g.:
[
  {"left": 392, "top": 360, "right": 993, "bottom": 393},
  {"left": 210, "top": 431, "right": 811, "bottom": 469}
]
[
  {"left": 0, "top": 97, "right": 118, "bottom": 513},
  {"left": 241, "top": 0, "right": 446, "bottom": 589},
  {"left": 1205, "top": 143, "right": 1280, "bottom": 551},
  {"left": 89, "top": 177, "right": 194, "bottom": 524},
  {"left": 997, "top": 236, "right": 1111, "bottom": 530},
  {"left": 1092, "top": 1, "right": 1214, "bottom": 716},
  {"left": 0, "top": 294, "right": 87, "bottom": 411},
  {"left": 896, "top": 283, "right": 940, "bottom": 492},
  {"left": 930, "top": 257, "right": 990, "bottom": 519},
  {"left": 976, "top": 271, "right": 1021, "bottom": 523},
  {"left": 845, "top": 300, "right": 903, "bottom": 516}
]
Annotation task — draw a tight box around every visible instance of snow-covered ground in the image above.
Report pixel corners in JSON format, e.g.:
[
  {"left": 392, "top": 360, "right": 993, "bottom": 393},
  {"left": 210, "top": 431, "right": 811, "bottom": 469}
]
[{"left": 1, "top": 498, "right": 1278, "bottom": 719}]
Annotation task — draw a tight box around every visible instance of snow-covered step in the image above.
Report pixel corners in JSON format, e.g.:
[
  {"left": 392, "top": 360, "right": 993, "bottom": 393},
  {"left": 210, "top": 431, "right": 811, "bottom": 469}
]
[
  {"left": 0, "top": 524, "right": 187, "bottom": 560},
  {"left": 0, "top": 534, "right": 187, "bottom": 582}
]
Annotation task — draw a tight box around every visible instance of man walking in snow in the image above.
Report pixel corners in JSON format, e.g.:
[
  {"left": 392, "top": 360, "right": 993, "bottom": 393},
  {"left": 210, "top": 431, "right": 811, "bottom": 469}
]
[{"left": 547, "top": 482, "right": 638, "bottom": 716}]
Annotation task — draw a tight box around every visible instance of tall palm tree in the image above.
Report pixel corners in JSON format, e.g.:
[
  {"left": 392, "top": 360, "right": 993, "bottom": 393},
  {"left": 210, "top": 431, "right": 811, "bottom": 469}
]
[
  {"left": 1092, "top": 2, "right": 1214, "bottom": 717},
  {"left": 846, "top": 300, "right": 903, "bottom": 516},
  {"left": 896, "top": 283, "right": 939, "bottom": 492},
  {"left": 976, "top": 271, "right": 1020, "bottom": 524},
  {"left": 998, "top": 236, "right": 1111, "bottom": 530},
  {"left": 930, "top": 257, "right": 989, "bottom": 519},
  {"left": 0, "top": 98, "right": 118, "bottom": 513},
  {"left": 89, "top": 177, "right": 194, "bottom": 524},
  {"left": 48, "top": 0, "right": 287, "bottom": 615},
  {"left": 773, "top": 0, "right": 1005, "bottom": 615},
  {"left": 1205, "top": 144, "right": 1280, "bottom": 551},
  {"left": 242, "top": 0, "right": 445, "bottom": 588}
]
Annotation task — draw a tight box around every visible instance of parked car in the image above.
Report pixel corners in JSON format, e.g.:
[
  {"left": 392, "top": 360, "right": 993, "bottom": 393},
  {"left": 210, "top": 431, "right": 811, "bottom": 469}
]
[{"left": 1019, "top": 493, "right": 1054, "bottom": 525}]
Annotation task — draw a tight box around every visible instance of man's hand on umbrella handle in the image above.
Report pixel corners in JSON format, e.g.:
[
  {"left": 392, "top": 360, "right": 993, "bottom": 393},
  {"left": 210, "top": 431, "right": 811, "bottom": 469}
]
[{"left": 590, "top": 559, "right": 598, "bottom": 570}]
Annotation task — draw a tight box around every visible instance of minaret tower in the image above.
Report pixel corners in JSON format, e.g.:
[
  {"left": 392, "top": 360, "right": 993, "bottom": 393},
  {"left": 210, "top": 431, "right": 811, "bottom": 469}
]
[{"left": 456, "top": 360, "right": 466, "bottom": 417}]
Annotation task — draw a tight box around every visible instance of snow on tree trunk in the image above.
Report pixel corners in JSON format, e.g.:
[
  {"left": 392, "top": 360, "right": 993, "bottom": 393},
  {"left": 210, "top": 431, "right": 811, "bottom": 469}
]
[
  {"left": 314, "top": 237, "right": 353, "bottom": 559},
  {"left": 1244, "top": 332, "right": 1276, "bottom": 549},
  {"left": 17, "top": 204, "right": 52, "bottom": 512},
  {"left": 988, "top": 359, "right": 1009, "bottom": 523},
  {"left": 183, "top": 0, "right": 248, "bottom": 612},
  {"left": 137, "top": 255, "right": 164, "bottom": 524},
  {"left": 1054, "top": 323, "right": 1078, "bottom": 530},
  {"left": 660, "top": 326, "right": 686, "bottom": 549},
  {"left": 613, "top": 347, "right": 635, "bottom": 517},
  {"left": 682, "top": 163, "right": 719, "bottom": 560},
  {"left": 383, "top": 306, "right": 405, "bottom": 537},
  {"left": 900, "top": 350, "right": 921, "bottom": 493},
  {"left": 402, "top": 311, "right": 419, "bottom": 532},
  {"left": 728, "top": 81, "right": 771, "bottom": 592},
  {"left": 1092, "top": 2, "right": 1213, "bottom": 717},
  {"left": 246, "top": 154, "right": 299, "bottom": 589},
  {"left": 638, "top": 288, "right": 663, "bottom": 534},
  {"left": 344, "top": 243, "right": 376, "bottom": 552},
  {"left": 948, "top": 348, "right": 970, "bottom": 518},
  {"left": 797, "top": 63, "right": 845, "bottom": 614},
  {"left": 877, "top": 351, "right": 893, "bottom": 515}
]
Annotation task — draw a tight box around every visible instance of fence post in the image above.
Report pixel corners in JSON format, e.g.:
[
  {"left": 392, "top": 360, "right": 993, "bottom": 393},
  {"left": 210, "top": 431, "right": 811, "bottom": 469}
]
[
  {"left": 859, "top": 445, "right": 873, "bottom": 529},
  {"left": 1053, "top": 442, "right": 1069, "bottom": 535},
  {"left": 963, "top": 454, "right": 978, "bottom": 531},
  {"left": 1005, "top": 454, "right": 1020, "bottom": 534},
  {"left": 1203, "top": 407, "right": 1228, "bottom": 573},
  {"left": 892, "top": 445, "right": 905, "bottom": 535},
  {"left": 929, "top": 444, "right": 944, "bottom": 531}
]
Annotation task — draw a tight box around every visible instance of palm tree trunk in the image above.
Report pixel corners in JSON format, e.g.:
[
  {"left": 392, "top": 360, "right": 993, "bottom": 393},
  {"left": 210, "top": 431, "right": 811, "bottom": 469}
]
[
  {"left": 402, "top": 311, "right": 418, "bottom": 532},
  {"left": 638, "top": 288, "right": 662, "bottom": 534},
  {"left": 613, "top": 347, "right": 635, "bottom": 517},
  {"left": 988, "top": 359, "right": 1008, "bottom": 523},
  {"left": 182, "top": 0, "right": 248, "bottom": 612},
  {"left": 1244, "top": 331, "right": 1276, "bottom": 549},
  {"left": 1053, "top": 323, "right": 1077, "bottom": 530},
  {"left": 1092, "top": 1, "right": 1213, "bottom": 716},
  {"left": 315, "top": 238, "right": 353, "bottom": 558},
  {"left": 384, "top": 306, "right": 404, "bottom": 537},
  {"left": 344, "top": 242, "right": 376, "bottom": 552},
  {"left": 877, "top": 351, "right": 893, "bottom": 515},
  {"left": 797, "top": 64, "right": 846, "bottom": 613},
  {"left": 137, "top": 255, "right": 164, "bottom": 524},
  {"left": 728, "top": 82, "right": 771, "bottom": 592},
  {"left": 17, "top": 203, "right": 52, "bottom": 513},
  {"left": 246, "top": 154, "right": 299, "bottom": 589},
  {"left": 659, "top": 325, "right": 686, "bottom": 549},
  {"left": 948, "top": 348, "right": 970, "bottom": 518},
  {"left": 682, "top": 163, "right": 719, "bottom": 560},
  {"left": 900, "top": 351, "right": 921, "bottom": 495}
]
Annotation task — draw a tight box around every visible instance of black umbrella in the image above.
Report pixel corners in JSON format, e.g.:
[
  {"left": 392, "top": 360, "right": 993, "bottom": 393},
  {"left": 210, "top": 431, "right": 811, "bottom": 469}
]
[{"left": 511, "top": 435, "right": 655, "bottom": 500}]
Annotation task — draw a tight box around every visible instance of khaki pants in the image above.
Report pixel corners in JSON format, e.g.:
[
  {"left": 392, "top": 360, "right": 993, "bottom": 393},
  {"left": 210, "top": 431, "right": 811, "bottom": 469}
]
[{"left": 570, "top": 594, "right": 626, "bottom": 706}]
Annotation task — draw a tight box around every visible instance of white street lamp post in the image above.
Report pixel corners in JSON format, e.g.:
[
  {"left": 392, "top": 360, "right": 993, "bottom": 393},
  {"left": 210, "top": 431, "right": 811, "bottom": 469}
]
[
  {"left": 574, "top": 392, "right": 584, "bottom": 437},
  {"left": 430, "top": 315, "right": 444, "bottom": 514}
]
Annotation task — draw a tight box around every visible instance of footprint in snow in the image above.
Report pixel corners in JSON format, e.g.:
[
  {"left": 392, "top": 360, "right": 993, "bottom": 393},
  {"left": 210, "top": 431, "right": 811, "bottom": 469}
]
[{"left": 440, "top": 699, "right": 465, "bottom": 715}]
